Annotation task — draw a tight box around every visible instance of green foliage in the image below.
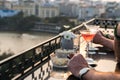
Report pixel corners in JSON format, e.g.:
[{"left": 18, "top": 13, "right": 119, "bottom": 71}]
[
  {"left": 43, "top": 16, "right": 71, "bottom": 24},
  {"left": 0, "top": 17, "right": 7, "bottom": 25},
  {"left": 42, "top": 16, "right": 75, "bottom": 30},
  {"left": 17, "top": 15, "right": 41, "bottom": 31},
  {"left": 0, "top": 52, "right": 14, "bottom": 61},
  {"left": 0, "top": 11, "right": 24, "bottom": 30},
  {"left": 0, "top": 14, "right": 75, "bottom": 32}
]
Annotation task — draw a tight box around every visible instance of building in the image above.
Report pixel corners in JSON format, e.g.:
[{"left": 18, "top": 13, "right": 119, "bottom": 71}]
[
  {"left": 0, "top": 0, "right": 12, "bottom": 9},
  {"left": 53, "top": 0, "right": 79, "bottom": 17},
  {"left": 31, "top": 22, "right": 62, "bottom": 33},
  {"left": 40, "top": 1, "right": 59, "bottom": 18},
  {"left": 13, "top": 0, "right": 37, "bottom": 16},
  {"left": 105, "top": 2, "right": 119, "bottom": 18},
  {"left": 54, "top": 0, "right": 70, "bottom": 3},
  {"left": 12, "top": 0, "right": 59, "bottom": 18},
  {"left": 78, "top": 0, "right": 105, "bottom": 20}
]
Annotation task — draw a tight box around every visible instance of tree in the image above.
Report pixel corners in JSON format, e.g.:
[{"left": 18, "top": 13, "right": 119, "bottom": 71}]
[{"left": 17, "top": 15, "right": 41, "bottom": 31}]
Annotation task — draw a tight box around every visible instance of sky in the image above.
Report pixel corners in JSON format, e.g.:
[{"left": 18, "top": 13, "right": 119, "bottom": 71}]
[
  {"left": 7, "top": 0, "right": 120, "bottom": 2},
  {"left": 50, "top": 0, "right": 120, "bottom": 2},
  {"left": 94, "top": 0, "right": 119, "bottom": 1},
  {"left": 70, "top": 0, "right": 120, "bottom": 2}
]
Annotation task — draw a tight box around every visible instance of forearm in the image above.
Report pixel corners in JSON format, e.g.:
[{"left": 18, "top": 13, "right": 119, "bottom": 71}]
[
  {"left": 114, "top": 39, "right": 120, "bottom": 62},
  {"left": 100, "top": 36, "right": 114, "bottom": 51},
  {"left": 83, "top": 69, "right": 120, "bottom": 80},
  {"left": 114, "top": 23, "right": 120, "bottom": 62}
]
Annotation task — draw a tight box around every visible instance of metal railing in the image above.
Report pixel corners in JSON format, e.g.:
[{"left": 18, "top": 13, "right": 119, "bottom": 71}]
[
  {"left": 0, "top": 18, "right": 119, "bottom": 80},
  {"left": 0, "top": 35, "right": 61, "bottom": 80}
]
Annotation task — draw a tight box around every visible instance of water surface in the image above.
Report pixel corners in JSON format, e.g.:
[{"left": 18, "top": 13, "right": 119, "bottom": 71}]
[{"left": 0, "top": 31, "right": 56, "bottom": 55}]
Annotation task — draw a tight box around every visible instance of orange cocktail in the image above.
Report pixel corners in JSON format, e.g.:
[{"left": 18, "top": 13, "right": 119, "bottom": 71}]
[
  {"left": 80, "top": 30, "right": 97, "bottom": 58},
  {"left": 81, "top": 31, "right": 95, "bottom": 42},
  {"left": 80, "top": 24, "right": 99, "bottom": 67}
]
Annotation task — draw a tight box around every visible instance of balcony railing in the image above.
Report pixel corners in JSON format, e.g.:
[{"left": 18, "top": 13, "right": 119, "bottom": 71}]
[{"left": 0, "top": 18, "right": 119, "bottom": 80}]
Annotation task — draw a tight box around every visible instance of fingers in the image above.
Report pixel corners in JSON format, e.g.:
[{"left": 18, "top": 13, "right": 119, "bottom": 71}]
[
  {"left": 67, "top": 54, "right": 89, "bottom": 77},
  {"left": 68, "top": 53, "right": 88, "bottom": 67}
]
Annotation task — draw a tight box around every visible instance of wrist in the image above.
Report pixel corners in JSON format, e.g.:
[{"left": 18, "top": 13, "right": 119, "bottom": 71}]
[
  {"left": 82, "top": 69, "right": 94, "bottom": 80},
  {"left": 79, "top": 67, "right": 90, "bottom": 80},
  {"left": 99, "top": 36, "right": 106, "bottom": 45},
  {"left": 81, "top": 69, "right": 96, "bottom": 80}
]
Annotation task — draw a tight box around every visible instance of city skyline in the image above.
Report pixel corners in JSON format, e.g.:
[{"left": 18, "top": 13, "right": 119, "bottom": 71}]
[
  {"left": 7, "top": 0, "right": 120, "bottom": 2},
  {"left": 70, "top": 0, "right": 120, "bottom": 2}
]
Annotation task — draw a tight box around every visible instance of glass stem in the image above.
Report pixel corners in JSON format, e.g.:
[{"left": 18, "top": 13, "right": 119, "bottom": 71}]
[
  {"left": 91, "top": 40, "right": 93, "bottom": 48},
  {"left": 86, "top": 42, "right": 89, "bottom": 58}
]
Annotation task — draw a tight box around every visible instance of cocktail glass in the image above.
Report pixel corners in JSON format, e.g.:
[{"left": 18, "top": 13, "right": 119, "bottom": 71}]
[
  {"left": 80, "top": 29, "right": 96, "bottom": 58},
  {"left": 80, "top": 26, "right": 98, "bottom": 67},
  {"left": 87, "top": 25, "right": 100, "bottom": 51}
]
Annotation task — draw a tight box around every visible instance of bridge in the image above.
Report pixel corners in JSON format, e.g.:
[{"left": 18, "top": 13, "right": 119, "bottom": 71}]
[{"left": 0, "top": 18, "right": 119, "bottom": 80}]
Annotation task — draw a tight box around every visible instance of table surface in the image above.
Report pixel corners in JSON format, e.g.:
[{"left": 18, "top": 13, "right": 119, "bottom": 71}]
[
  {"left": 49, "top": 28, "right": 119, "bottom": 80},
  {"left": 48, "top": 36, "right": 118, "bottom": 80}
]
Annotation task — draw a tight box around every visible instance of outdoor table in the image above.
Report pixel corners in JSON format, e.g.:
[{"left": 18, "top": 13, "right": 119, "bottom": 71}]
[{"left": 48, "top": 37, "right": 119, "bottom": 80}]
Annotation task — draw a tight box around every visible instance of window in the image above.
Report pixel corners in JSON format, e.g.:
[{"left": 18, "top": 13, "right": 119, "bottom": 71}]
[
  {"left": 51, "top": 10, "right": 55, "bottom": 17},
  {"left": 46, "top": 9, "right": 49, "bottom": 17}
]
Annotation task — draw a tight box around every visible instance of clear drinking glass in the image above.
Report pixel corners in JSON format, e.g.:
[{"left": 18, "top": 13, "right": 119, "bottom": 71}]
[
  {"left": 80, "top": 29, "right": 97, "bottom": 58},
  {"left": 87, "top": 25, "right": 100, "bottom": 51},
  {"left": 80, "top": 25, "right": 99, "bottom": 67}
]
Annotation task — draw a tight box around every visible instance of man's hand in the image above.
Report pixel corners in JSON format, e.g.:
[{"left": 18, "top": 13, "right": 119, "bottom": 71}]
[
  {"left": 93, "top": 31, "right": 104, "bottom": 44},
  {"left": 117, "top": 23, "right": 120, "bottom": 36},
  {"left": 67, "top": 54, "right": 89, "bottom": 77}
]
